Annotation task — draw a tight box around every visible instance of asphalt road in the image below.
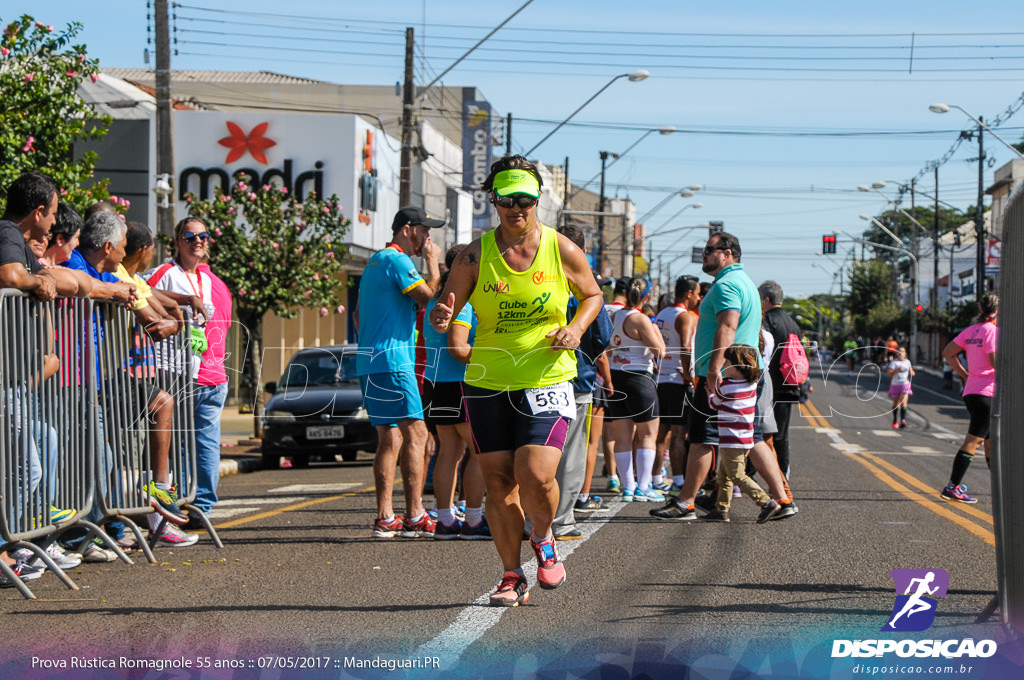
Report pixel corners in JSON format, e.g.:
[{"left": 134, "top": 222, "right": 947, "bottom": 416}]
[{"left": 2, "top": 361, "right": 1015, "bottom": 679}]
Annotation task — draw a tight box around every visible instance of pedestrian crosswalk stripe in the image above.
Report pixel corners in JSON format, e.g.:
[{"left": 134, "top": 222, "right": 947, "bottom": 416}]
[
  {"left": 210, "top": 507, "right": 261, "bottom": 519},
  {"left": 903, "top": 445, "right": 939, "bottom": 454},
  {"left": 216, "top": 497, "right": 307, "bottom": 507},
  {"left": 871, "top": 430, "right": 901, "bottom": 437},
  {"left": 268, "top": 483, "right": 363, "bottom": 494}
]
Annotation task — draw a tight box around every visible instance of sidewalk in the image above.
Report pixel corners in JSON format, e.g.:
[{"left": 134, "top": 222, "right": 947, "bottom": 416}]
[{"left": 217, "top": 410, "right": 263, "bottom": 477}]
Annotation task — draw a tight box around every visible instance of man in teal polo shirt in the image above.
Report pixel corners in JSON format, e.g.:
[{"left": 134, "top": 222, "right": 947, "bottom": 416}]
[
  {"left": 651, "top": 231, "right": 762, "bottom": 520},
  {"left": 356, "top": 206, "right": 443, "bottom": 539}
]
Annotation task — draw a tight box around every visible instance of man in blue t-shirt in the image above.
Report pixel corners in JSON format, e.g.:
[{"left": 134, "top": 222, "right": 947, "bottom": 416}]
[
  {"left": 651, "top": 232, "right": 765, "bottom": 521},
  {"left": 356, "top": 205, "right": 443, "bottom": 540}
]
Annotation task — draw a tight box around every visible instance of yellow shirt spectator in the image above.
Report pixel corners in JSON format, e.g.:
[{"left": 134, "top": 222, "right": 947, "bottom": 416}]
[{"left": 114, "top": 264, "right": 150, "bottom": 311}]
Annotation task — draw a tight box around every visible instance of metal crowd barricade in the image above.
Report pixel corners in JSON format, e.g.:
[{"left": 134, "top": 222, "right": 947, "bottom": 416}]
[
  {"left": 92, "top": 301, "right": 222, "bottom": 563},
  {"left": 0, "top": 290, "right": 101, "bottom": 599}
]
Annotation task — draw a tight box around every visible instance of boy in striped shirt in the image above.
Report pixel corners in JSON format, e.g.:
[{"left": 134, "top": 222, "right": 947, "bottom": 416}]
[{"left": 705, "top": 344, "right": 781, "bottom": 523}]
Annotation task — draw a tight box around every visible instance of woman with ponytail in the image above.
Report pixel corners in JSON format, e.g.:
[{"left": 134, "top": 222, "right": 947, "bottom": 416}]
[
  {"left": 939, "top": 292, "right": 998, "bottom": 504},
  {"left": 606, "top": 277, "right": 666, "bottom": 501}
]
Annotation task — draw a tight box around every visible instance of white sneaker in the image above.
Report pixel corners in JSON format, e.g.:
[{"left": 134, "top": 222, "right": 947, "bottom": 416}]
[
  {"left": 154, "top": 524, "right": 199, "bottom": 547},
  {"left": 80, "top": 541, "right": 118, "bottom": 563},
  {"left": 46, "top": 543, "right": 82, "bottom": 569}
]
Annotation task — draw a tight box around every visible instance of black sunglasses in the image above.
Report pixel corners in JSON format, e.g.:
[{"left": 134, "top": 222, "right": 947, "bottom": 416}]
[
  {"left": 493, "top": 194, "right": 538, "bottom": 210},
  {"left": 702, "top": 245, "right": 728, "bottom": 255},
  {"left": 182, "top": 231, "right": 211, "bottom": 243}
]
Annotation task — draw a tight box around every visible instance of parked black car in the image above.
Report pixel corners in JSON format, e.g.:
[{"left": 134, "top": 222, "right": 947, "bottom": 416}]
[{"left": 261, "top": 346, "right": 376, "bottom": 469}]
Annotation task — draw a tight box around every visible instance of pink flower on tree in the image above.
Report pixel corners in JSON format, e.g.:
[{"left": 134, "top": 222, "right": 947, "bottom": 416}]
[
  {"left": 326, "top": 251, "right": 334, "bottom": 259},
  {"left": 279, "top": 186, "right": 288, "bottom": 194},
  {"left": 319, "top": 307, "right": 329, "bottom": 317},
  {"left": 297, "top": 245, "right": 304, "bottom": 253},
  {"left": 262, "top": 184, "right": 271, "bottom": 191},
  {"left": 239, "top": 290, "right": 247, "bottom": 297},
  {"left": 1, "top": 47, "right": 10, "bottom": 57},
  {"left": 237, "top": 181, "right": 247, "bottom": 190},
  {"left": 215, "top": 228, "right": 223, "bottom": 236},
  {"left": 272, "top": 242, "right": 279, "bottom": 249},
  {"left": 90, "top": 73, "right": 99, "bottom": 83},
  {"left": 248, "top": 192, "right": 257, "bottom": 201},
  {"left": 303, "top": 290, "right": 312, "bottom": 298},
  {"left": 66, "top": 70, "right": 79, "bottom": 78},
  {"left": 336, "top": 305, "right": 345, "bottom": 314},
  {"left": 219, "top": 195, "right": 230, "bottom": 203},
  {"left": 24, "top": 73, "right": 34, "bottom": 82},
  {"left": 21, "top": 136, "right": 35, "bottom": 153}
]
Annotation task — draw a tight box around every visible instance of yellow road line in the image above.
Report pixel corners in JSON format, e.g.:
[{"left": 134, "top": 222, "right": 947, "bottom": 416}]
[
  {"left": 800, "top": 400, "right": 828, "bottom": 429},
  {"left": 210, "top": 484, "right": 376, "bottom": 530},
  {"left": 842, "top": 452, "right": 994, "bottom": 547},
  {"left": 805, "top": 398, "right": 831, "bottom": 428},
  {"left": 861, "top": 452, "right": 993, "bottom": 525}
]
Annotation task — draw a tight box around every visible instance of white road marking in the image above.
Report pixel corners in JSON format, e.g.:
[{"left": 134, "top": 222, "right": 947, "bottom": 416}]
[
  {"left": 215, "top": 497, "right": 307, "bottom": 507},
  {"left": 932, "top": 432, "right": 961, "bottom": 441},
  {"left": 861, "top": 451, "right": 947, "bottom": 457},
  {"left": 831, "top": 442, "right": 863, "bottom": 451},
  {"left": 871, "top": 429, "right": 902, "bottom": 437},
  {"left": 911, "top": 382, "right": 965, "bottom": 406},
  {"left": 210, "top": 507, "right": 261, "bottom": 519},
  {"left": 268, "top": 483, "right": 363, "bottom": 494},
  {"left": 414, "top": 501, "right": 627, "bottom": 669},
  {"left": 903, "top": 445, "right": 940, "bottom": 454}
]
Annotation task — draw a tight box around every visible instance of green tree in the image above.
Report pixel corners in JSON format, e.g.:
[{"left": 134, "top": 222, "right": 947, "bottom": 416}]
[
  {"left": 0, "top": 14, "right": 115, "bottom": 213},
  {"left": 846, "top": 259, "right": 902, "bottom": 336},
  {"left": 185, "top": 181, "right": 350, "bottom": 437}
]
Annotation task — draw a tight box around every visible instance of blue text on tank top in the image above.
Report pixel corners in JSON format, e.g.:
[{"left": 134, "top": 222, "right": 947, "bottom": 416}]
[{"left": 355, "top": 247, "right": 424, "bottom": 375}]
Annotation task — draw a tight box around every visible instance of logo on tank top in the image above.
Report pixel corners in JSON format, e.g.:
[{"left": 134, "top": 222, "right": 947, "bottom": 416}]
[
  {"left": 532, "top": 270, "right": 559, "bottom": 285},
  {"left": 483, "top": 280, "right": 510, "bottom": 295}
]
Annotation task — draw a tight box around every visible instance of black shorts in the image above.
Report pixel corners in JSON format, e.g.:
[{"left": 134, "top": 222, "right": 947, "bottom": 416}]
[
  {"left": 687, "top": 377, "right": 762, "bottom": 446},
  {"left": 463, "top": 384, "right": 571, "bottom": 454},
  {"left": 422, "top": 380, "right": 469, "bottom": 429},
  {"left": 657, "top": 382, "right": 690, "bottom": 426},
  {"left": 963, "top": 393, "right": 992, "bottom": 439},
  {"left": 606, "top": 370, "right": 659, "bottom": 423}
]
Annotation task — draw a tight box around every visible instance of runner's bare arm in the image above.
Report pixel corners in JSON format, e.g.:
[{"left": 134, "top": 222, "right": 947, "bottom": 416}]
[
  {"left": 406, "top": 238, "right": 442, "bottom": 306},
  {"left": 548, "top": 232, "right": 602, "bottom": 350},
  {"left": 447, "top": 320, "right": 473, "bottom": 365}
]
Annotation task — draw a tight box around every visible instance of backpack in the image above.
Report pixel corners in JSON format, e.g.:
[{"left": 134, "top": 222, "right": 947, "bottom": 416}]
[{"left": 778, "top": 333, "right": 809, "bottom": 386}]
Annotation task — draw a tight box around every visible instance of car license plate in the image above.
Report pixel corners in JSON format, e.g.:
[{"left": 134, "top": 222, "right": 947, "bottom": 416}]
[{"left": 306, "top": 425, "right": 345, "bottom": 440}]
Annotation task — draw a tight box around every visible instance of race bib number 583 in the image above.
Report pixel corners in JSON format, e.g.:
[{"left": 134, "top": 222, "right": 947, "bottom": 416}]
[{"left": 525, "top": 382, "right": 576, "bottom": 420}]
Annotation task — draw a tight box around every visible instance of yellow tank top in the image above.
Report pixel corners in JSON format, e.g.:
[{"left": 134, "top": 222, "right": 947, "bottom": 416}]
[{"left": 467, "top": 225, "right": 577, "bottom": 391}]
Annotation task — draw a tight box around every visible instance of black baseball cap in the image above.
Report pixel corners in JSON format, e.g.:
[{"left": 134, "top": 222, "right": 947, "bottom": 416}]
[{"left": 392, "top": 205, "right": 446, "bottom": 231}]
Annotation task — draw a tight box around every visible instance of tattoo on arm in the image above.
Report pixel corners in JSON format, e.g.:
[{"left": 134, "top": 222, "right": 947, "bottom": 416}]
[{"left": 459, "top": 251, "right": 479, "bottom": 265}]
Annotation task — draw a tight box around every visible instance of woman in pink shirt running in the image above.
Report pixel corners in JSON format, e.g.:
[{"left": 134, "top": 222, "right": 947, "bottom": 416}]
[{"left": 939, "top": 293, "right": 998, "bottom": 504}]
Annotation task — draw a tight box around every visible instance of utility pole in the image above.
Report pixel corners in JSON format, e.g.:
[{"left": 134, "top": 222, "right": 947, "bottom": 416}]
[
  {"left": 399, "top": 27, "right": 415, "bottom": 206},
  {"left": 620, "top": 212, "right": 629, "bottom": 277},
  {"left": 933, "top": 166, "right": 940, "bottom": 312},
  {"left": 910, "top": 179, "right": 919, "bottom": 363},
  {"left": 506, "top": 113, "right": 512, "bottom": 157},
  {"left": 154, "top": 0, "right": 175, "bottom": 247},
  {"left": 975, "top": 118, "right": 986, "bottom": 302},
  {"left": 597, "top": 150, "right": 615, "bottom": 276}
]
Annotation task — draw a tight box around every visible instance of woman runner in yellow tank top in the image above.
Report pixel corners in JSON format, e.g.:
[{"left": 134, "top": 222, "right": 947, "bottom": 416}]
[{"left": 429, "top": 155, "right": 602, "bottom": 607}]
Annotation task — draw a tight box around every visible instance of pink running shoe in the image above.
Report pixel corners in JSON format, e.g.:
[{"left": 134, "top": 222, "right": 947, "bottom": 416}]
[{"left": 530, "top": 534, "right": 566, "bottom": 589}]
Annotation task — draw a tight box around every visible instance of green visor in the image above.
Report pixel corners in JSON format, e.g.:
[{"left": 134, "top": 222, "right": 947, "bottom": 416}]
[{"left": 492, "top": 169, "right": 540, "bottom": 198}]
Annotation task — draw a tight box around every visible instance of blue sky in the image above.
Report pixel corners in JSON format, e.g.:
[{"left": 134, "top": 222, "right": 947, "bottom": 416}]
[{"left": 21, "top": 0, "right": 1024, "bottom": 296}]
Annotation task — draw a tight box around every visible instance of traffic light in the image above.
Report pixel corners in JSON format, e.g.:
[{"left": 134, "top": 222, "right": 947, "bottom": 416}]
[
  {"left": 822, "top": 234, "right": 837, "bottom": 254},
  {"left": 708, "top": 220, "right": 725, "bottom": 234},
  {"left": 915, "top": 305, "right": 923, "bottom": 312}
]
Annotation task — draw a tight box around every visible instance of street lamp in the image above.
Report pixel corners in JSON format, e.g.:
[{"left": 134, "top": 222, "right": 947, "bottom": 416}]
[
  {"left": 857, "top": 216, "right": 920, "bottom": 361},
  {"left": 929, "top": 102, "right": 1023, "bottom": 301},
  {"left": 524, "top": 71, "right": 650, "bottom": 157},
  {"left": 636, "top": 185, "right": 703, "bottom": 224},
  {"left": 929, "top": 103, "right": 1024, "bottom": 161},
  {"left": 567, "top": 126, "right": 676, "bottom": 204},
  {"left": 635, "top": 202, "right": 702, "bottom": 264}
]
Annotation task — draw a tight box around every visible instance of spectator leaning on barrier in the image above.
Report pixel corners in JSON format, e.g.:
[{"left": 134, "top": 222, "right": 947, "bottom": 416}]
[
  {"left": 146, "top": 216, "right": 230, "bottom": 525},
  {"left": 0, "top": 172, "right": 59, "bottom": 301},
  {"left": 66, "top": 212, "right": 197, "bottom": 547}
]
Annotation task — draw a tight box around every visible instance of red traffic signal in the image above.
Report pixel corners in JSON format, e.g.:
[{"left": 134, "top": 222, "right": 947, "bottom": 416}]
[
  {"left": 822, "top": 234, "right": 837, "bottom": 254},
  {"left": 915, "top": 305, "right": 923, "bottom": 312}
]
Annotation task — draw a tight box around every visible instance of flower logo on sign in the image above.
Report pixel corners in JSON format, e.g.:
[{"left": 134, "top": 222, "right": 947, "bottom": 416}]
[{"left": 218, "top": 122, "right": 277, "bottom": 165}]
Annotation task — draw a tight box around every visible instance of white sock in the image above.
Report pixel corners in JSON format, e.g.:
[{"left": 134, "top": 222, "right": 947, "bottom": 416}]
[
  {"left": 577, "top": 493, "right": 589, "bottom": 503},
  {"left": 636, "top": 448, "right": 656, "bottom": 490},
  {"left": 673, "top": 475, "right": 685, "bottom": 486},
  {"left": 464, "top": 506, "right": 483, "bottom": 526},
  {"left": 437, "top": 507, "right": 457, "bottom": 526},
  {"left": 614, "top": 451, "right": 635, "bottom": 491},
  {"left": 652, "top": 473, "right": 664, "bottom": 486}
]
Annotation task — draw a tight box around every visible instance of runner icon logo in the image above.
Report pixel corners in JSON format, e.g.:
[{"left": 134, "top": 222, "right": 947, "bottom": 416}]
[{"left": 882, "top": 568, "right": 949, "bottom": 632}]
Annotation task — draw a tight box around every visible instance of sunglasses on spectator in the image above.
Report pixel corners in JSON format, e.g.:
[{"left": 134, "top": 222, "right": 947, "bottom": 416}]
[
  {"left": 702, "top": 245, "right": 728, "bottom": 255},
  {"left": 493, "top": 194, "right": 539, "bottom": 210},
  {"left": 182, "top": 232, "right": 211, "bottom": 243}
]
